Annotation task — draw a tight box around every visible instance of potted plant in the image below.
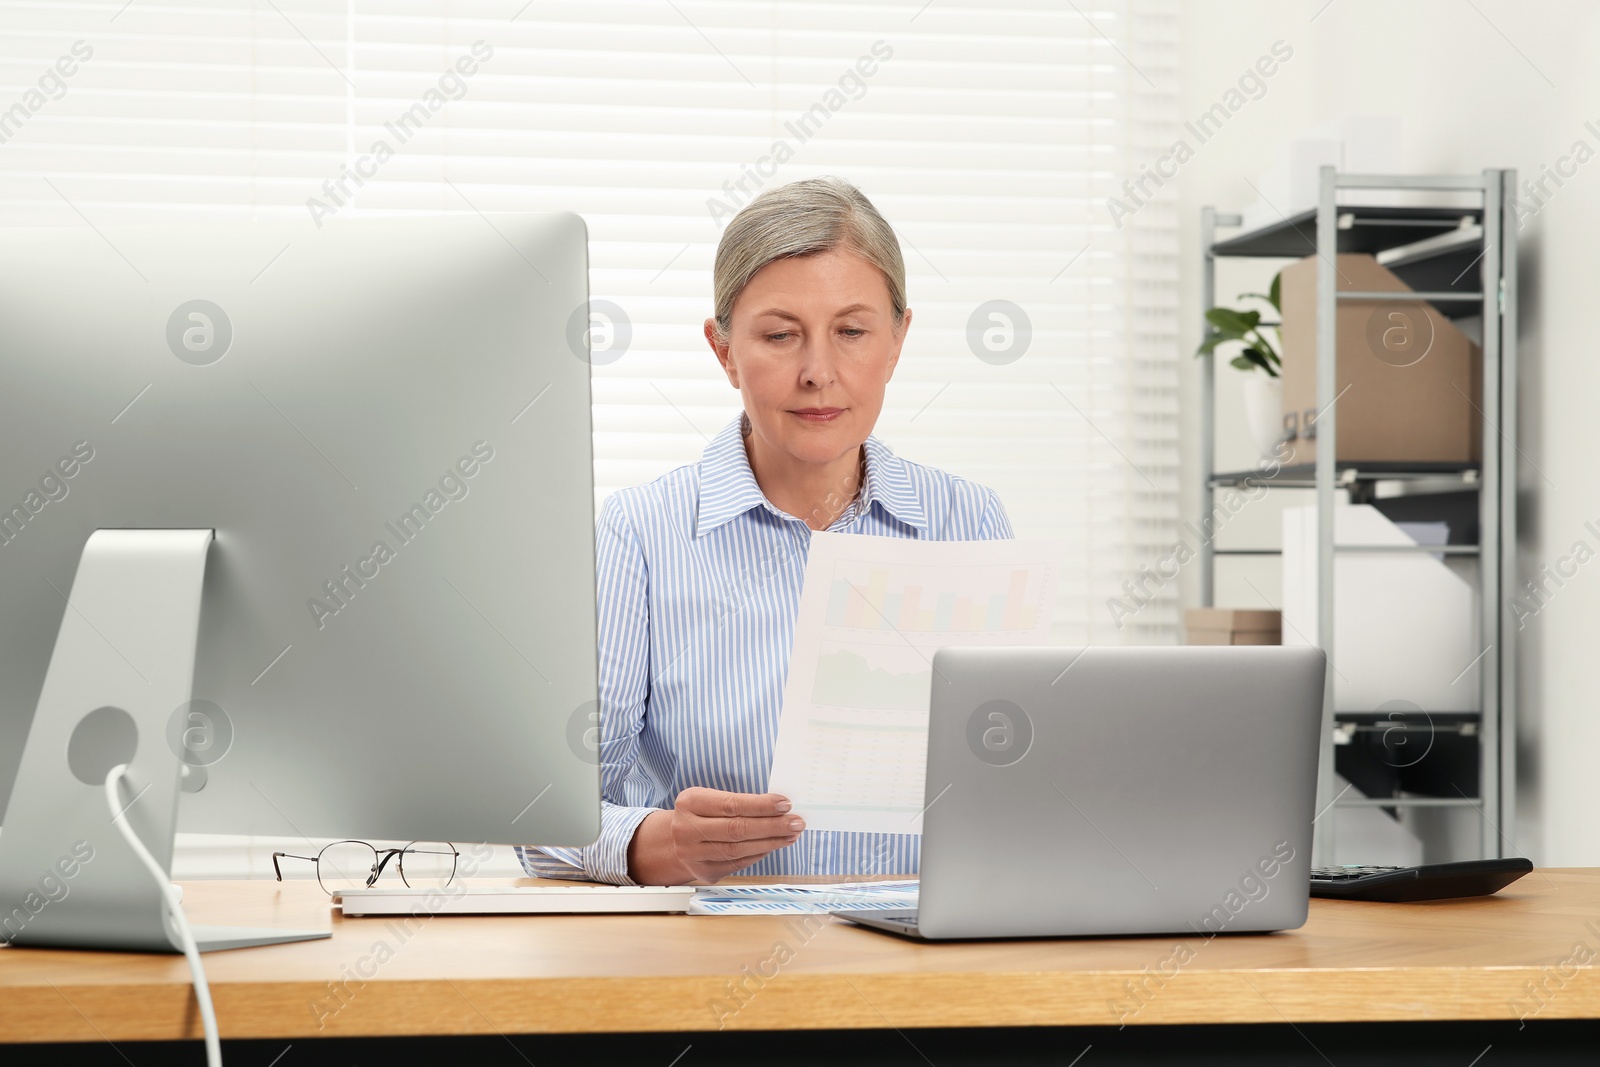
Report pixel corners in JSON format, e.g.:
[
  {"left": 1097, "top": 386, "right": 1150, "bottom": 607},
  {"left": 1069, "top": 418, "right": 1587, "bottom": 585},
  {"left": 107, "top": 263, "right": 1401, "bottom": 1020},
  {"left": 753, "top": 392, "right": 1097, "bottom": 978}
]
[{"left": 1197, "top": 272, "right": 1284, "bottom": 458}]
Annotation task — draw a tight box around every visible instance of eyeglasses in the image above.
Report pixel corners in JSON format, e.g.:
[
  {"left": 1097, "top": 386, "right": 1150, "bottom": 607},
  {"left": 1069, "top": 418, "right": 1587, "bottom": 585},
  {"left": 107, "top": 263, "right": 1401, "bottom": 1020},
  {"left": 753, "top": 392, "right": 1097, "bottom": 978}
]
[{"left": 272, "top": 840, "right": 459, "bottom": 896}]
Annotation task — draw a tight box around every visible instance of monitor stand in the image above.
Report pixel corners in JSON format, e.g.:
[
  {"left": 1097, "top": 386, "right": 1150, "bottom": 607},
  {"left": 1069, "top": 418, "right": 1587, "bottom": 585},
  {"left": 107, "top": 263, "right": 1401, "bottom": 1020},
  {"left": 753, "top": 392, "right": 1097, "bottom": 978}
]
[{"left": 0, "top": 529, "right": 329, "bottom": 952}]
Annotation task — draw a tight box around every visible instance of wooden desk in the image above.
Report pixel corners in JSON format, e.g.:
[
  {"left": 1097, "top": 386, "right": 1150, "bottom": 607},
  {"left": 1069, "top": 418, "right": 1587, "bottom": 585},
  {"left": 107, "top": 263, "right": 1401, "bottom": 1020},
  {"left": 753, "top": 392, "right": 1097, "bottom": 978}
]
[{"left": 4, "top": 870, "right": 1600, "bottom": 1058}]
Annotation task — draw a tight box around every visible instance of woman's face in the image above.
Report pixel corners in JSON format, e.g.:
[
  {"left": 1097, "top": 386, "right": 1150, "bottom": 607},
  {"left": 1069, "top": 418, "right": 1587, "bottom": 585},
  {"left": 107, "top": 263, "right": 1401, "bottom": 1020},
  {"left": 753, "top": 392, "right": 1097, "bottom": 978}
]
[{"left": 707, "top": 247, "right": 910, "bottom": 466}]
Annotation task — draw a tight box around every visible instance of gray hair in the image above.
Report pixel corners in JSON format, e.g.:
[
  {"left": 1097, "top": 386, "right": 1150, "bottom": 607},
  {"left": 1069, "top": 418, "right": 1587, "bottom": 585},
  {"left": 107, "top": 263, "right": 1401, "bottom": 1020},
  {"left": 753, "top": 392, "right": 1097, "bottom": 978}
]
[{"left": 711, "top": 176, "right": 906, "bottom": 343}]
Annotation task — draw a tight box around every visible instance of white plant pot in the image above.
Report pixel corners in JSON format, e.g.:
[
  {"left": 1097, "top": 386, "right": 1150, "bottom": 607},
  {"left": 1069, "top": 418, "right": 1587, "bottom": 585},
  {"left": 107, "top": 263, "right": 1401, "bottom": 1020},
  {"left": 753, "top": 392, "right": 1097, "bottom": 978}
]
[{"left": 1241, "top": 373, "right": 1283, "bottom": 459}]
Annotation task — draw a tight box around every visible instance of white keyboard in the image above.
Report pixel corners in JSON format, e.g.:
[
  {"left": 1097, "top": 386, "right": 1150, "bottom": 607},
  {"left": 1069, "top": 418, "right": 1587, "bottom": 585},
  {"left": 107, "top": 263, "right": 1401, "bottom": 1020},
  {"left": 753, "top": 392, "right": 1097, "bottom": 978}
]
[{"left": 333, "top": 883, "right": 696, "bottom": 916}]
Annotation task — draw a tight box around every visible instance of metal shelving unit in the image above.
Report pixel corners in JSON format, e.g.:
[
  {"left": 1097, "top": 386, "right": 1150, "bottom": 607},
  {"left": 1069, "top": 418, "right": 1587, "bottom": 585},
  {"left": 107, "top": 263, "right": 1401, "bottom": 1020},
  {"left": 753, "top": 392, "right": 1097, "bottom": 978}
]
[{"left": 1199, "top": 168, "right": 1518, "bottom": 865}]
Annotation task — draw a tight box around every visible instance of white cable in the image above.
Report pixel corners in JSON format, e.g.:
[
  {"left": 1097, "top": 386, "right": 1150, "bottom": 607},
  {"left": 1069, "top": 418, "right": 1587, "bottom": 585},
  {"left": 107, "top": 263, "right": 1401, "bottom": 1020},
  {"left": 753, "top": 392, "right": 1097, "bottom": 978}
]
[{"left": 106, "top": 764, "right": 222, "bottom": 1067}]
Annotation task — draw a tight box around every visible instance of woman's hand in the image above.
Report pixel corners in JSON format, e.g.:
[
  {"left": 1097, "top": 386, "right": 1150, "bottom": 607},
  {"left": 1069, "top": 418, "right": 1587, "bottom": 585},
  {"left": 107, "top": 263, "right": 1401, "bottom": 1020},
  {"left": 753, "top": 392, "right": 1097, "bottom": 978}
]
[{"left": 627, "top": 787, "right": 804, "bottom": 885}]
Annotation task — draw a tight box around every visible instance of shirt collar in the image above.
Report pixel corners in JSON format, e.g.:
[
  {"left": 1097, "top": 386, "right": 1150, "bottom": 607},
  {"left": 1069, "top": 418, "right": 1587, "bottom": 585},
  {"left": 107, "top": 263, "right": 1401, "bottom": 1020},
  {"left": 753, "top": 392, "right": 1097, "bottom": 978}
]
[{"left": 695, "top": 414, "right": 929, "bottom": 538}]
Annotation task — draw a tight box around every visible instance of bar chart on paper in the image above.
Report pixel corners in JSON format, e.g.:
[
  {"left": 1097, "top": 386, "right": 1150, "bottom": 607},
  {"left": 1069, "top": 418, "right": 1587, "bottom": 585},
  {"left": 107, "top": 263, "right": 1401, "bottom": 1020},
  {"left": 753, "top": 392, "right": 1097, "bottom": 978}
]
[
  {"left": 768, "top": 532, "right": 1063, "bottom": 836},
  {"left": 822, "top": 561, "right": 1046, "bottom": 633}
]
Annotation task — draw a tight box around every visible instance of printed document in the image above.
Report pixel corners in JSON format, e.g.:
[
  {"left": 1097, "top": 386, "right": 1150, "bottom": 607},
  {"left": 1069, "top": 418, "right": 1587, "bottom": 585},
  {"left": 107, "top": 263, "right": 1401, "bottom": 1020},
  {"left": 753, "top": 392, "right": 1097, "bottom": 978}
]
[{"left": 766, "top": 531, "right": 1060, "bottom": 835}]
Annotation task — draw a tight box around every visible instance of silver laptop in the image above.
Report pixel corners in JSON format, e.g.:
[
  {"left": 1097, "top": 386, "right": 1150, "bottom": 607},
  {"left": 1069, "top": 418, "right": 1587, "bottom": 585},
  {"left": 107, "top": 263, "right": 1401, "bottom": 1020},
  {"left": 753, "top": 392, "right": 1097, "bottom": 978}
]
[{"left": 835, "top": 645, "right": 1325, "bottom": 940}]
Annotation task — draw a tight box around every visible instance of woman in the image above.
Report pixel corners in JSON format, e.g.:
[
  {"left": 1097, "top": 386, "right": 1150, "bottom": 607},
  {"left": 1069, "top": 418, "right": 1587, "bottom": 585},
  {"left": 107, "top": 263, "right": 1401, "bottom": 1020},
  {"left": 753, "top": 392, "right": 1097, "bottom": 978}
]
[{"left": 520, "top": 176, "right": 1014, "bottom": 885}]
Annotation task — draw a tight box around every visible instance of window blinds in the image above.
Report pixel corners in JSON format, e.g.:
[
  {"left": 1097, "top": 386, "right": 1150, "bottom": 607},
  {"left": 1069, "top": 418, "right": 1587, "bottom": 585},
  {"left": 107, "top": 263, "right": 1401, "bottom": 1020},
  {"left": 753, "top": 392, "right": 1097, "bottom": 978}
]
[{"left": 0, "top": 0, "right": 1181, "bottom": 643}]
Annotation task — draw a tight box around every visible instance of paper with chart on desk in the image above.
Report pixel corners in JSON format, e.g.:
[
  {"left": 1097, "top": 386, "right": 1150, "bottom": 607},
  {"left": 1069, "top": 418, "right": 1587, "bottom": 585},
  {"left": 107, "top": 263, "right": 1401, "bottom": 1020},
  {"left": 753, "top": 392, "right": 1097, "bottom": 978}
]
[{"left": 766, "top": 531, "right": 1061, "bottom": 836}]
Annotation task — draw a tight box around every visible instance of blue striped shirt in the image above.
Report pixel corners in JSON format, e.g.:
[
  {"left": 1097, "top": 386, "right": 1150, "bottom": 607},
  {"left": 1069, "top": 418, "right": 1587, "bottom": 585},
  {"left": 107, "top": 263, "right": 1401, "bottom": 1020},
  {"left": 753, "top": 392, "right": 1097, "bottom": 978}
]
[{"left": 518, "top": 413, "right": 1014, "bottom": 884}]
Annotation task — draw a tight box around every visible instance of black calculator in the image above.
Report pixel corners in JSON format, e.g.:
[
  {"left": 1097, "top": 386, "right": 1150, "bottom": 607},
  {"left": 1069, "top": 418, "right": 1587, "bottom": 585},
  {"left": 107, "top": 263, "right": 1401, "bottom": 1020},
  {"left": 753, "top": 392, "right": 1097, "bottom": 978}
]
[{"left": 1310, "top": 858, "right": 1533, "bottom": 902}]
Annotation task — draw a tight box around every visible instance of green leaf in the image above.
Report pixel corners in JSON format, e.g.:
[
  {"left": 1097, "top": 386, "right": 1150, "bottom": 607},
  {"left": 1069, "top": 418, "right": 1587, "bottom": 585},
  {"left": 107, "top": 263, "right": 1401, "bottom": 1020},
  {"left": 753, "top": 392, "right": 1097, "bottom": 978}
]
[
  {"left": 1246, "top": 332, "right": 1282, "bottom": 366},
  {"left": 1236, "top": 273, "right": 1283, "bottom": 315},
  {"left": 1205, "top": 307, "right": 1260, "bottom": 335},
  {"left": 1232, "top": 348, "right": 1280, "bottom": 377}
]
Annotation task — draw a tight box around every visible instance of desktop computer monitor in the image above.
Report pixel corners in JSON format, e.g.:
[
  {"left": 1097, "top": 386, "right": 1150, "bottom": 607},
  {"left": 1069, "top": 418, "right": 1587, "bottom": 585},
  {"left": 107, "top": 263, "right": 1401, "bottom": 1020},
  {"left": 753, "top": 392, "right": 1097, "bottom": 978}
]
[{"left": 0, "top": 213, "right": 601, "bottom": 950}]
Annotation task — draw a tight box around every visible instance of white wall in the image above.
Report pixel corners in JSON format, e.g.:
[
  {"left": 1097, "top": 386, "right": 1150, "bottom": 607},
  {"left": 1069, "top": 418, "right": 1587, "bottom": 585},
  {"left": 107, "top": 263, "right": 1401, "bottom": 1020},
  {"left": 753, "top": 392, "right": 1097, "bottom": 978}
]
[{"left": 1172, "top": 0, "right": 1600, "bottom": 864}]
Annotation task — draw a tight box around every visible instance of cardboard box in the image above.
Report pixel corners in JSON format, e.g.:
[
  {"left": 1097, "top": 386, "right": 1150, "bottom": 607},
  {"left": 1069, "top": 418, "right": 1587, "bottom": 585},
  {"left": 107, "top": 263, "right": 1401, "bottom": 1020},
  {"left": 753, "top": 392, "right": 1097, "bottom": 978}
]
[
  {"left": 1278, "top": 253, "right": 1482, "bottom": 465},
  {"left": 1184, "top": 608, "right": 1281, "bottom": 646}
]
